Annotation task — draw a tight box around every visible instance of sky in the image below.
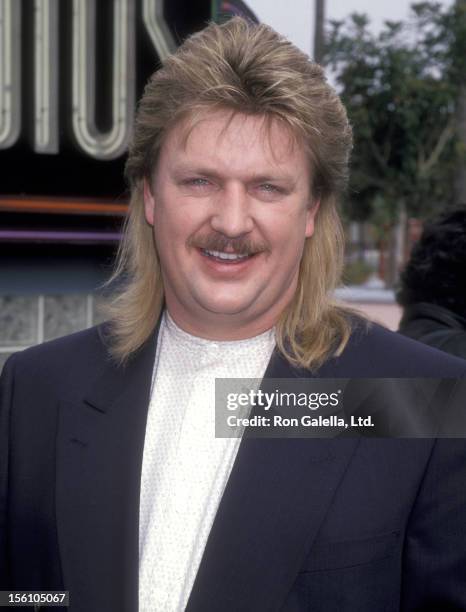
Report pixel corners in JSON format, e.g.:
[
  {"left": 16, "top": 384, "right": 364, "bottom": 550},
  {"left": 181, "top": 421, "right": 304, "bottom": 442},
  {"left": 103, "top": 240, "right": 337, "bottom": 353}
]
[
  {"left": 246, "top": 0, "right": 454, "bottom": 57},
  {"left": 329, "top": 0, "right": 453, "bottom": 34}
]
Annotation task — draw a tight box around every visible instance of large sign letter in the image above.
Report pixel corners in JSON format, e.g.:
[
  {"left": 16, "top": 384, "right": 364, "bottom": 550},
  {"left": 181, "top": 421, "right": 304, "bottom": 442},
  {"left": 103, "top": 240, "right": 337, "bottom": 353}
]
[
  {"left": 34, "top": 0, "right": 59, "bottom": 153},
  {"left": 142, "top": 0, "right": 176, "bottom": 62},
  {"left": 0, "top": 0, "right": 21, "bottom": 149},
  {"left": 72, "top": 0, "right": 135, "bottom": 160}
]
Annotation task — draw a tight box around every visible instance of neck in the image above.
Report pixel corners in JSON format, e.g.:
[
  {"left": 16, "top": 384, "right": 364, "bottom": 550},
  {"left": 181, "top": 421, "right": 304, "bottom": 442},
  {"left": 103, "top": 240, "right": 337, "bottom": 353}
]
[{"left": 164, "top": 308, "right": 277, "bottom": 341}]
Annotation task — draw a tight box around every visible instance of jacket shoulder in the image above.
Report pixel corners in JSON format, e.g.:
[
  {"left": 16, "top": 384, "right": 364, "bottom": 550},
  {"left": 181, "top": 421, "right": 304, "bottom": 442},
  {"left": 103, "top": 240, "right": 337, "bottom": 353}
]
[{"left": 5, "top": 325, "right": 112, "bottom": 397}]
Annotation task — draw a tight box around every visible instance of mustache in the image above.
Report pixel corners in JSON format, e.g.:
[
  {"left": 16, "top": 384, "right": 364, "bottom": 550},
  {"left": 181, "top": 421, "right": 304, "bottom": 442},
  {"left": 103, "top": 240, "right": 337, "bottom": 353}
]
[{"left": 188, "top": 233, "right": 269, "bottom": 256}]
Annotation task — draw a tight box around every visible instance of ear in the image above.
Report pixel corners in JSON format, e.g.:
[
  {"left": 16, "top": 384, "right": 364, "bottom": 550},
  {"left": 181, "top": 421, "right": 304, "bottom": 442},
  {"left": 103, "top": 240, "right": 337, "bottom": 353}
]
[
  {"left": 305, "top": 198, "right": 321, "bottom": 238},
  {"left": 143, "top": 178, "right": 155, "bottom": 227}
]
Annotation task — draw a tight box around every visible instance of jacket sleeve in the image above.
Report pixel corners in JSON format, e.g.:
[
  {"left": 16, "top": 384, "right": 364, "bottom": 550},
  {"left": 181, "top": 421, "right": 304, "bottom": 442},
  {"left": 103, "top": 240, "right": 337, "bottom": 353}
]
[
  {"left": 401, "top": 437, "right": 466, "bottom": 609},
  {"left": 0, "top": 355, "right": 16, "bottom": 587}
]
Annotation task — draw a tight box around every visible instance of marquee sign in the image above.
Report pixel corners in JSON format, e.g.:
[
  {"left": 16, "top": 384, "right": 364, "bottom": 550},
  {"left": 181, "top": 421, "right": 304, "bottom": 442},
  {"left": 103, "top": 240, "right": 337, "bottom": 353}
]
[
  {"left": 0, "top": 0, "right": 254, "bottom": 204},
  {"left": 0, "top": 0, "right": 177, "bottom": 160}
]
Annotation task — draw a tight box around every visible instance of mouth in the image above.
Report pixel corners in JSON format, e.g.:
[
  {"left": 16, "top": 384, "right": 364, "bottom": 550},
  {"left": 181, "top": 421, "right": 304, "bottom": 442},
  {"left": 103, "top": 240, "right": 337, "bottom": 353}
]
[{"left": 200, "top": 248, "right": 256, "bottom": 263}]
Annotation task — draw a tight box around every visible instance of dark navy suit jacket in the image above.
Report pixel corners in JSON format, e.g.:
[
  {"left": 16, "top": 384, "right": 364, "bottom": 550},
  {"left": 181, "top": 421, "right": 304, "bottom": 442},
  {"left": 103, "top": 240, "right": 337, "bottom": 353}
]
[{"left": 1, "top": 320, "right": 466, "bottom": 611}]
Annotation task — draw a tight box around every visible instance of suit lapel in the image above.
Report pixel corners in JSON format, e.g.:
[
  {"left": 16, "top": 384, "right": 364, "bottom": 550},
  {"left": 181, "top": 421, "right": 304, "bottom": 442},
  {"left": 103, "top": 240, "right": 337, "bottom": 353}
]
[
  {"left": 55, "top": 327, "right": 158, "bottom": 611},
  {"left": 186, "top": 350, "right": 360, "bottom": 612}
]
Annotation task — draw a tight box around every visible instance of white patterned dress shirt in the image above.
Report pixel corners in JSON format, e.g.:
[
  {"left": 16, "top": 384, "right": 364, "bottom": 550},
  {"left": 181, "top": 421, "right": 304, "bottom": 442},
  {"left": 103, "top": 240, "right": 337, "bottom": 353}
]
[{"left": 138, "top": 311, "right": 275, "bottom": 611}]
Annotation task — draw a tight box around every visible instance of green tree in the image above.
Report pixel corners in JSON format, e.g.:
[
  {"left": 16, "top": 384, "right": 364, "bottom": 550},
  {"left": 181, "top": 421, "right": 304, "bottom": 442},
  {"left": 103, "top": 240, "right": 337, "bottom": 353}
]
[
  {"left": 325, "top": 2, "right": 466, "bottom": 283},
  {"left": 325, "top": 6, "right": 457, "bottom": 225}
]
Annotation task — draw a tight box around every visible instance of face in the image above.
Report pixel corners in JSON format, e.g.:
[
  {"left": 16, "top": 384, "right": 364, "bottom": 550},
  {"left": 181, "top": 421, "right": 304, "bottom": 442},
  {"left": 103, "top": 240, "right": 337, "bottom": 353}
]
[{"left": 144, "top": 109, "right": 319, "bottom": 339}]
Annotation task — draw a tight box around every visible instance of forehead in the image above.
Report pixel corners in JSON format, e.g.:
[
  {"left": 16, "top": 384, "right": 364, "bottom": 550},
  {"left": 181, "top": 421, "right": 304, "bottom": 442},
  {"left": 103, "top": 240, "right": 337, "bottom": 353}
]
[{"left": 158, "top": 108, "right": 307, "bottom": 173}]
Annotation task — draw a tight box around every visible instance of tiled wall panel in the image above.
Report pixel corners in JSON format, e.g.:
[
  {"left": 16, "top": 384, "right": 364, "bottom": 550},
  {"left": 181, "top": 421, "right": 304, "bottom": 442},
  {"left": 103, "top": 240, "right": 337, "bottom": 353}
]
[{"left": 0, "top": 294, "right": 105, "bottom": 373}]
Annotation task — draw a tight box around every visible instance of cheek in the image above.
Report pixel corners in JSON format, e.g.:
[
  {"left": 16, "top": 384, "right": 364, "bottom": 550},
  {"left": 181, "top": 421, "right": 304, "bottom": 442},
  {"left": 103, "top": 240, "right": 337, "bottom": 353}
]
[
  {"left": 263, "top": 209, "right": 309, "bottom": 245},
  {"left": 154, "top": 203, "right": 208, "bottom": 253},
  {"left": 275, "top": 217, "right": 310, "bottom": 264}
]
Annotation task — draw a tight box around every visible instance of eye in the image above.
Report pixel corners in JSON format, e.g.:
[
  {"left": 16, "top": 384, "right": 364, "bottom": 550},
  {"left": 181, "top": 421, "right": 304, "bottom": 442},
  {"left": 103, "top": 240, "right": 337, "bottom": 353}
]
[
  {"left": 178, "top": 177, "right": 214, "bottom": 195},
  {"left": 259, "top": 183, "right": 280, "bottom": 193},
  {"left": 184, "top": 177, "right": 211, "bottom": 187},
  {"left": 255, "top": 183, "right": 287, "bottom": 200}
]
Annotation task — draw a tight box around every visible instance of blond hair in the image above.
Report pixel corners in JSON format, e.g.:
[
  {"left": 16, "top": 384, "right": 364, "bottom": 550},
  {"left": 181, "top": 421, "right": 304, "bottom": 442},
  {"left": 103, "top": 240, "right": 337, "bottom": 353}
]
[{"left": 104, "top": 17, "right": 358, "bottom": 370}]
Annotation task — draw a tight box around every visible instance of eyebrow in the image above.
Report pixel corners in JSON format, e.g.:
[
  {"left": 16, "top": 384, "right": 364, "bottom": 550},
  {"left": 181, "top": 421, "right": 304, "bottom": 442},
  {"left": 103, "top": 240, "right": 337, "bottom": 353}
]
[{"left": 171, "top": 164, "right": 297, "bottom": 186}]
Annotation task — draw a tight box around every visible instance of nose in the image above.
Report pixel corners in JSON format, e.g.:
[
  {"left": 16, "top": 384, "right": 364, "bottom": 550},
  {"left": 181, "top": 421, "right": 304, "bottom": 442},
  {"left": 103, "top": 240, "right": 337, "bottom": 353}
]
[{"left": 210, "top": 183, "right": 254, "bottom": 237}]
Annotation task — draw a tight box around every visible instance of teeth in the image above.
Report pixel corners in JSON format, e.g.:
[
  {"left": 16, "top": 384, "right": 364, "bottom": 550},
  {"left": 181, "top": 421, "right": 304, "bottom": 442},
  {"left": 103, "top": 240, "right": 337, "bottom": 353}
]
[{"left": 203, "top": 249, "right": 250, "bottom": 261}]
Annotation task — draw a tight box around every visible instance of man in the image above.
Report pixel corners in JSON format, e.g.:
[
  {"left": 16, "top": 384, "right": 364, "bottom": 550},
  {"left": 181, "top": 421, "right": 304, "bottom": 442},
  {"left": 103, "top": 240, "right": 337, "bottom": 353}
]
[
  {"left": 1, "top": 17, "right": 466, "bottom": 612},
  {"left": 397, "top": 206, "right": 466, "bottom": 359}
]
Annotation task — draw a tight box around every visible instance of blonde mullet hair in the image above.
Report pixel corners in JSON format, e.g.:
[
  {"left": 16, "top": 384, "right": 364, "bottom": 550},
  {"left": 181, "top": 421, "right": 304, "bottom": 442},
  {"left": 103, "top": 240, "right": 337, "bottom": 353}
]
[
  {"left": 276, "top": 199, "right": 353, "bottom": 369},
  {"left": 104, "top": 17, "right": 358, "bottom": 370}
]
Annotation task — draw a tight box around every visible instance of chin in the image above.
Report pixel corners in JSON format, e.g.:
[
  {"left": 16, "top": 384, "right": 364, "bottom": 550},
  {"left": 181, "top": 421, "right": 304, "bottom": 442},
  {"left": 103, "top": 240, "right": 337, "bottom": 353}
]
[{"left": 198, "top": 297, "right": 254, "bottom": 317}]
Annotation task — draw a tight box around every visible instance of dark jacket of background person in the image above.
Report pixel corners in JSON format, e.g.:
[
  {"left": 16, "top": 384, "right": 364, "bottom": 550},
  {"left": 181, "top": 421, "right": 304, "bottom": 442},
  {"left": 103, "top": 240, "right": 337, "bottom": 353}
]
[
  {"left": 397, "top": 206, "right": 466, "bottom": 360},
  {"left": 399, "top": 302, "right": 466, "bottom": 359}
]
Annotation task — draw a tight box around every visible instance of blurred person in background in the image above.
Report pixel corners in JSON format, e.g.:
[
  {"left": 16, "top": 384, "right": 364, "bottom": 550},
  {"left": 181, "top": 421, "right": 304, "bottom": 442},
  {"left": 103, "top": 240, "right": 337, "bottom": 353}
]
[{"left": 397, "top": 206, "right": 466, "bottom": 360}]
